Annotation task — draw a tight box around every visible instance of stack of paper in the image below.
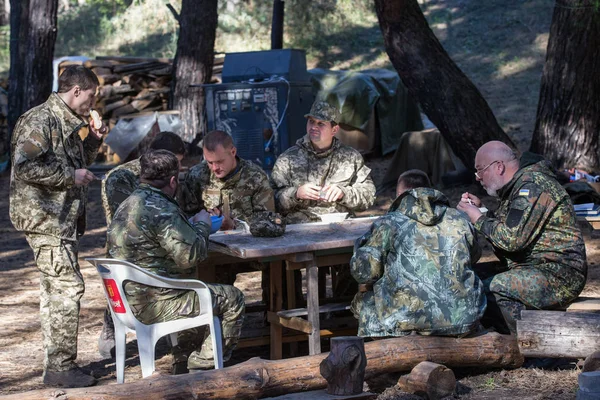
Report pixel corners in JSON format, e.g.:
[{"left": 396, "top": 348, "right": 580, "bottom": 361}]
[{"left": 574, "top": 203, "right": 600, "bottom": 216}]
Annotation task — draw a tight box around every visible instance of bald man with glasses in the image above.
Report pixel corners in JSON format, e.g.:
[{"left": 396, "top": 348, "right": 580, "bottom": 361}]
[{"left": 457, "top": 141, "right": 587, "bottom": 335}]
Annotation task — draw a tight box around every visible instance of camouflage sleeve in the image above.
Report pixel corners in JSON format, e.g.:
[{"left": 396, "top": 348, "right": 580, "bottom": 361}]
[
  {"left": 157, "top": 215, "right": 211, "bottom": 270},
  {"left": 338, "top": 158, "right": 376, "bottom": 211},
  {"left": 467, "top": 222, "right": 482, "bottom": 264},
  {"left": 350, "top": 218, "right": 392, "bottom": 284},
  {"left": 474, "top": 182, "right": 553, "bottom": 252},
  {"left": 81, "top": 133, "right": 103, "bottom": 166},
  {"left": 102, "top": 169, "right": 139, "bottom": 224},
  {"left": 178, "top": 167, "right": 205, "bottom": 216},
  {"left": 12, "top": 120, "right": 75, "bottom": 188},
  {"left": 252, "top": 172, "right": 276, "bottom": 213},
  {"left": 270, "top": 154, "right": 302, "bottom": 213}
]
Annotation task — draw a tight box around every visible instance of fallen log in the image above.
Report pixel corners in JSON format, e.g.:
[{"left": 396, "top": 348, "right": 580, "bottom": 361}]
[
  {"left": 0, "top": 332, "right": 522, "bottom": 400},
  {"left": 517, "top": 310, "right": 600, "bottom": 358},
  {"left": 397, "top": 361, "right": 455, "bottom": 400}
]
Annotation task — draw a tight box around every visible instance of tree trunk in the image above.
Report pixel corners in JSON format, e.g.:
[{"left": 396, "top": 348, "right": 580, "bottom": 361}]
[
  {"left": 2, "top": 332, "right": 522, "bottom": 400},
  {"left": 0, "top": 0, "right": 9, "bottom": 26},
  {"left": 169, "top": 0, "right": 218, "bottom": 144},
  {"left": 517, "top": 310, "right": 600, "bottom": 359},
  {"left": 374, "top": 0, "right": 516, "bottom": 169},
  {"left": 320, "top": 336, "right": 367, "bottom": 395},
  {"left": 529, "top": 0, "right": 600, "bottom": 171},
  {"left": 6, "top": 0, "right": 57, "bottom": 156},
  {"left": 271, "top": 0, "right": 284, "bottom": 49}
]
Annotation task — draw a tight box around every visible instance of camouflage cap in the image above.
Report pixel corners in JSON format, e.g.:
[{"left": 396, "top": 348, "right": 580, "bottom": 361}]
[
  {"left": 304, "top": 100, "right": 340, "bottom": 123},
  {"left": 250, "top": 211, "right": 286, "bottom": 238}
]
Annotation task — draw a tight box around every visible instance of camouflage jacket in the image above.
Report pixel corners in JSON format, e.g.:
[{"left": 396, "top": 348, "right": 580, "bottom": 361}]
[
  {"left": 270, "top": 135, "right": 376, "bottom": 223},
  {"left": 474, "top": 153, "right": 587, "bottom": 290},
  {"left": 107, "top": 183, "right": 211, "bottom": 304},
  {"left": 179, "top": 157, "right": 274, "bottom": 223},
  {"left": 350, "top": 188, "right": 485, "bottom": 337},
  {"left": 101, "top": 158, "right": 141, "bottom": 226},
  {"left": 10, "top": 93, "right": 102, "bottom": 241}
]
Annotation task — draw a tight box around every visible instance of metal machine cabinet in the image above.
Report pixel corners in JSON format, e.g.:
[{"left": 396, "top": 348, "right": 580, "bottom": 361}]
[{"left": 203, "top": 49, "right": 315, "bottom": 170}]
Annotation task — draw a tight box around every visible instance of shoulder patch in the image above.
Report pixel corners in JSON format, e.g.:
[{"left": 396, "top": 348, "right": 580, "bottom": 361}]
[{"left": 519, "top": 189, "right": 530, "bottom": 197}]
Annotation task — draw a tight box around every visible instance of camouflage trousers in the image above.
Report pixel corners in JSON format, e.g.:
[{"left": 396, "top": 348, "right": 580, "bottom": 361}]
[
  {"left": 130, "top": 283, "right": 245, "bottom": 369},
  {"left": 25, "top": 234, "right": 85, "bottom": 372},
  {"left": 475, "top": 262, "right": 585, "bottom": 334}
]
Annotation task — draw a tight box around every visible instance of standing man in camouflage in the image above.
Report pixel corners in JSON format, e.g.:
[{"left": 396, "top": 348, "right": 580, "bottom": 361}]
[
  {"left": 351, "top": 170, "right": 485, "bottom": 337},
  {"left": 270, "top": 100, "right": 376, "bottom": 224},
  {"left": 179, "top": 129, "right": 275, "bottom": 230},
  {"left": 107, "top": 150, "right": 245, "bottom": 373},
  {"left": 9, "top": 66, "right": 106, "bottom": 387},
  {"left": 98, "top": 131, "right": 187, "bottom": 358},
  {"left": 457, "top": 141, "right": 587, "bottom": 334}
]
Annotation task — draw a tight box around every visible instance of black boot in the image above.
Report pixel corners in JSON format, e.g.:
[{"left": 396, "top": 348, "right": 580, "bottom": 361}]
[{"left": 43, "top": 367, "right": 97, "bottom": 388}]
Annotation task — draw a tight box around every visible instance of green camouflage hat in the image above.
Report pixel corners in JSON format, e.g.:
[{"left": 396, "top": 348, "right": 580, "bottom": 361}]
[
  {"left": 250, "top": 211, "right": 286, "bottom": 237},
  {"left": 304, "top": 100, "right": 340, "bottom": 123}
]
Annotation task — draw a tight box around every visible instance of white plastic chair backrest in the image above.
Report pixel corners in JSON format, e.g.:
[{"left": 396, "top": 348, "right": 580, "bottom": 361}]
[{"left": 88, "top": 258, "right": 213, "bottom": 330}]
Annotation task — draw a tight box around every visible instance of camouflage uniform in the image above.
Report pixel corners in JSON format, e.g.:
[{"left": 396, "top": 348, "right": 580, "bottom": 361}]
[
  {"left": 270, "top": 134, "right": 376, "bottom": 224},
  {"left": 107, "top": 184, "right": 245, "bottom": 368},
  {"left": 474, "top": 152, "right": 587, "bottom": 333},
  {"left": 9, "top": 93, "right": 102, "bottom": 372},
  {"left": 350, "top": 188, "right": 485, "bottom": 337},
  {"left": 179, "top": 157, "right": 275, "bottom": 223},
  {"left": 101, "top": 158, "right": 141, "bottom": 226}
]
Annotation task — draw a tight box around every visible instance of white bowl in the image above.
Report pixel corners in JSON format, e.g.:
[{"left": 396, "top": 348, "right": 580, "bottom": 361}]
[{"left": 319, "top": 212, "right": 348, "bottom": 223}]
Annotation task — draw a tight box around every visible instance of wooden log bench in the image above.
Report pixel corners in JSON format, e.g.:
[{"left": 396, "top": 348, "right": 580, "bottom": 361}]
[{"left": 566, "top": 296, "right": 600, "bottom": 313}]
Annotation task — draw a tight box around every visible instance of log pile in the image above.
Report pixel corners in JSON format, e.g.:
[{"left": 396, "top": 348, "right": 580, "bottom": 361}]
[
  {"left": 58, "top": 55, "right": 223, "bottom": 127},
  {"left": 58, "top": 56, "right": 223, "bottom": 163}
]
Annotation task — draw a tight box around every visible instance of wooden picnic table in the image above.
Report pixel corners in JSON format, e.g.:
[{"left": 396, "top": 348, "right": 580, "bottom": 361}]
[{"left": 202, "top": 217, "right": 378, "bottom": 359}]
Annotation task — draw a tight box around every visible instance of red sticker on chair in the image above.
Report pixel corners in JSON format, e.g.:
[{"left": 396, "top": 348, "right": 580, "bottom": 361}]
[{"left": 103, "top": 279, "right": 126, "bottom": 313}]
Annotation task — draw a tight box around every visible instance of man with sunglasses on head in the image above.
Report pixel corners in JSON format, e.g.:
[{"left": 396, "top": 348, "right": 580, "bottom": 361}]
[{"left": 457, "top": 140, "right": 587, "bottom": 335}]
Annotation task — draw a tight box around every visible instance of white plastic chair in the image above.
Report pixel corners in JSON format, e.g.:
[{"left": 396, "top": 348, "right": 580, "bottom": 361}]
[{"left": 87, "top": 258, "right": 223, "bottom": 383}]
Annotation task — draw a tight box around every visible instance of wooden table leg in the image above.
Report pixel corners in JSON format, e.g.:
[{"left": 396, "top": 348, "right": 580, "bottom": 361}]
[
  {"left": 285, "top": 263, "right": 299, "bottom": 357},
  {"left": 306, "top": 256, "right": 321, "bottom": 355},
  {"left": 269, "top": 260, "right": 283, "bottom": 360}
]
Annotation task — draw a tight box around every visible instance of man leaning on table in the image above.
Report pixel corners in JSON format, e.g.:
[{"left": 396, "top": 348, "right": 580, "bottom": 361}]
[
  {"left": 351, "top": 170, "right": 486, "bottom": 337},
  {"left": 107, "top": 150, "right": 245, "bottom": 374},
  {"left": 270, "top": 99, "right": 377, "bottom": 297},
  {"left": 270, "top": 99, "right": 376, "bottom": 224}
]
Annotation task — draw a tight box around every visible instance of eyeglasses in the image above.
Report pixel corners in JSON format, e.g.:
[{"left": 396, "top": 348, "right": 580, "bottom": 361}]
[{"left": 475, "top": 160, "right": 500, "bottom": 179}]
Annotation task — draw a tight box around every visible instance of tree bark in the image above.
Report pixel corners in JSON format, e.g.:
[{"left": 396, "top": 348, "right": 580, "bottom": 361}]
[
  {"left": 529, "top": 0, "right": 600, "bottom": 170},
  {"left": 374, "top": 0, "right": 516, "bottom": 169},
  {"left": 397, "top": 361, "right": 456, "bottom": 400},
  {"left": 320, "top": 336, "right": 367, "bottom": 395},
  {"left": 1, "top": 332, "right": 522, "bottom": 400},
  {"left": 271, "top": 0, "right": 284, "bottom": 49},
  {"left": 169, "top": 0, "right": 218, "bottom": 144},
  {"left": 0, "top": 0, "right": 9, "bottom": 26},
  {"left": 6, "top": 0, "right": 57, "bottom": 156},
  {"left": 517, "top": 310, "right": 600, "bottom": 358}
]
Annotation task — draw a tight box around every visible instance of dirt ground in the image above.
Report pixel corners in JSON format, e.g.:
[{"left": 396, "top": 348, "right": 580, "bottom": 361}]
[{"left": 0, "top": 159, "right": 599, "bottom": 399}]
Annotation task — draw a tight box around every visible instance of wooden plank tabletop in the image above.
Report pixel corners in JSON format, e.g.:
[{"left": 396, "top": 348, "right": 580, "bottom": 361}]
[{"left": 208, "top": 217, "right": 378, "bottom": 259}]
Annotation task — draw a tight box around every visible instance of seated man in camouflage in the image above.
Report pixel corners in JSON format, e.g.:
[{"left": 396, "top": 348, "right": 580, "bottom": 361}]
[
  {"left": 107, "top": 150, "right": 245, "bottom": 373},
  {"left": 351, "top": 170, "right": 485, "bottom": 337},
  {"left": 179, "top": 129, "right": 275, "bottom": 230},
  {"left": 270, "top": 99, "right": 376, "bottom": 224},
  {"left": 98, "top": 131, "right": 187, "bottom": 358},
  {"left": 178, "top": 129, "right": 276, "bottom": 289},
  {"left": 457, "top": 141, "right": 587, "bottom": 334},
  {"left": 270, "top": 99, "right": 376, "bottom": 297}
]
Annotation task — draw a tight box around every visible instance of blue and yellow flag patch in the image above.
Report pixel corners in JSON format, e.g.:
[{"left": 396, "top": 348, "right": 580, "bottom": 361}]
[{"left": 519, "top": 189, "right": 530, "bottom": 197}]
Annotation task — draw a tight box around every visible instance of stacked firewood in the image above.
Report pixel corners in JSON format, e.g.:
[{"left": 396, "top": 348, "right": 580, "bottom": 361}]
[
  {"left": 58, "top": 55, "right": 224, "bottom": 128},
  {"left": 57, "top": 56, "right": 223, "bottom": 164}
]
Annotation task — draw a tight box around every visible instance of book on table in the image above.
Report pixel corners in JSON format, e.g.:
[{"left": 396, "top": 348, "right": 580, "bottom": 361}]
[{"left": 575, "top": 203, "right": 600, "bottom": 216}]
